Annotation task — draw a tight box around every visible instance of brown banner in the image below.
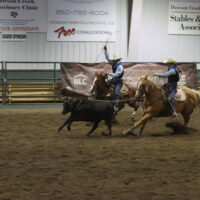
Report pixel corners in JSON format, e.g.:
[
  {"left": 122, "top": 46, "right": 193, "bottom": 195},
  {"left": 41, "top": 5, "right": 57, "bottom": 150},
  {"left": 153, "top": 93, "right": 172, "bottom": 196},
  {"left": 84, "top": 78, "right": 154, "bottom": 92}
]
[{"left": 60, "top": 63, "right": 197, "bottom": 96}]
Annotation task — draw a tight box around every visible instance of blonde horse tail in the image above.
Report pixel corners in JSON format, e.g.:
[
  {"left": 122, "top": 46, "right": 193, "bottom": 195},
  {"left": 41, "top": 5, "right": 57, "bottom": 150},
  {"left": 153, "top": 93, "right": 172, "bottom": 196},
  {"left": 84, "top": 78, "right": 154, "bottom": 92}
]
[{"left": 195, "top": 90, "right": 200, "bottom": 110}]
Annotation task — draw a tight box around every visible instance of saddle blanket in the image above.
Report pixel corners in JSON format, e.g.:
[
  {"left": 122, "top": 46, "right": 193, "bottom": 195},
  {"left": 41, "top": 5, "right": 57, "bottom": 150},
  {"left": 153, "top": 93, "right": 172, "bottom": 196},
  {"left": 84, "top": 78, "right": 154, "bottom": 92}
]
[
  {"left": 175, "top": 88, "right": 186, "bottom": 102},
  {"left": 120, "top": 84, "right": 129, "bottom": 95}
]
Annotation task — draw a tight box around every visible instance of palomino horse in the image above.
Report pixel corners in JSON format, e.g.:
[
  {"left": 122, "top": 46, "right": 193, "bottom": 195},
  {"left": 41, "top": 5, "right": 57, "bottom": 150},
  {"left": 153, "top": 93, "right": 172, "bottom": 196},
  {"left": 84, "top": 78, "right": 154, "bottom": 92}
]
[
  {"left": 123, "top": 75, "right": 200, "bottom": 136},
  {"left": 90, "top": 71, "right": 139, "bottom": 120}
]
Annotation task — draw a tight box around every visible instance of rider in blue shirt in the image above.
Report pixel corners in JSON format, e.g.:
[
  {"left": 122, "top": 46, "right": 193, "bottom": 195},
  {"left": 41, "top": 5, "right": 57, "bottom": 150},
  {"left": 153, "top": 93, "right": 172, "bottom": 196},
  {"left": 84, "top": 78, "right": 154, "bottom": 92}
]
[
  {"left": 103, "top": 45, "right": 124, "bottom": 113},
  {"left": 154, "top": 58, "right": 180, "bottom": 118}
]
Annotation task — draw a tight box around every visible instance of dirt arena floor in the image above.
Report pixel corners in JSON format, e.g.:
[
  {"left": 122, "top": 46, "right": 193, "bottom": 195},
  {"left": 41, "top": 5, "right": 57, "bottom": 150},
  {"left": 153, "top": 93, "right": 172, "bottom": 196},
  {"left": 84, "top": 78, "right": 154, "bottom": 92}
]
[{"left": 0, "top": 105, "right": 200, "bottom": 200}]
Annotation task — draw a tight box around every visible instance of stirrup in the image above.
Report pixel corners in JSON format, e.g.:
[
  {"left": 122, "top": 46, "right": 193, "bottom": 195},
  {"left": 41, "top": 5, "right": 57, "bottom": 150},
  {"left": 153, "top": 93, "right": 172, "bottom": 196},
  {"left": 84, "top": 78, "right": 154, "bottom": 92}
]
[
  {"left": 171, "top": 112, "right": 177, "bottom": 118},
  {"left": 114, "top": 106, "right": 119, "bottom": 112},
  {"left": 106, "top": 93, "right": 112, "bottom": 97}
]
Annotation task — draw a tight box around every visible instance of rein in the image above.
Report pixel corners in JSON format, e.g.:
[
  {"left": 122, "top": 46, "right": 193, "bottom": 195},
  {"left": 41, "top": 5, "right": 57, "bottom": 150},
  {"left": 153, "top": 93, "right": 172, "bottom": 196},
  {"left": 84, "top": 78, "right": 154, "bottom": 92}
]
[{"left": 138, "top": 78, "right": 164, "bottom": 108}]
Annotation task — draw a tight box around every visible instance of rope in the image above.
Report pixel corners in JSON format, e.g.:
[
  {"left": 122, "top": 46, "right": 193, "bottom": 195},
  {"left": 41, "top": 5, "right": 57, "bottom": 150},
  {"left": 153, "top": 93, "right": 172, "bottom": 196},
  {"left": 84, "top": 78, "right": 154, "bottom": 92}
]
[
  {"left": 60, "top": 95, "right": 136, "bottom": 103},
  {"left": 72, "top": 99, "right": 83, "bottom": 113},
  {"left": 89, "top": 97, "right": 136, "bottom": 103}
]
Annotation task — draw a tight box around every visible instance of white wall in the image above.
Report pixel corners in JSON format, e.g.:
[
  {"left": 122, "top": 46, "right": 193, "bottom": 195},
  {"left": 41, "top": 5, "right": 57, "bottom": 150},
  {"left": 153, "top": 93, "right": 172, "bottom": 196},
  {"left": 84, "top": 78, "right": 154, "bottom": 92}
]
[
  {"left": 1, "top": 0, "right": 200, "bottom": 66},
  {"left": 0, "top": 0, "right": 129, "bottom": 65},
  {"left": 129, "top": 0, "right": 200, "bottom": 62}
]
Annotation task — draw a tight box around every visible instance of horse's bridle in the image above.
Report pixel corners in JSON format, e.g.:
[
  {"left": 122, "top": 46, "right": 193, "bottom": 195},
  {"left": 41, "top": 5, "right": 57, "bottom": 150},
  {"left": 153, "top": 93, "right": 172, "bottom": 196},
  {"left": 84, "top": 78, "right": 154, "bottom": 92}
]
[
  {"left": 136, "top": 79, "right": 147, "bottom": 100},
  {"left": 136, "top": 79, "right": 164, "bottom": 107}
]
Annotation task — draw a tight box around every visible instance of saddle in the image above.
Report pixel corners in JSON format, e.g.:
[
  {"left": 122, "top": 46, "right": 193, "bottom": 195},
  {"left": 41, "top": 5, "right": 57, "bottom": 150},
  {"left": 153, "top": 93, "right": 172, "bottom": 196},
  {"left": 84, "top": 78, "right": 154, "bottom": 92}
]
[
  {"left": 174, "top": 88, "right": 186, "bottom": 102},
  {"left": 162, "top": 86, "right": 186, "bottom": 102},
  {"left": 106, "top": 83, "right": 129, "bottom": 97},
  {"left": 120, "top": 84, "right": 129, "bottom": 96}
]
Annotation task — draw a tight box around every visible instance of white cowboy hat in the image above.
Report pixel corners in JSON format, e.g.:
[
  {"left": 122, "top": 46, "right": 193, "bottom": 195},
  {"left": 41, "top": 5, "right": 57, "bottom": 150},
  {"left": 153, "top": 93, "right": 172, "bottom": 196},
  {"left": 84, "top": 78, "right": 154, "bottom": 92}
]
[
  {"left": 163, "top": 57, "right": 177, "bottom": 64},
  {"left": 111, "top": 55, "right": 122, "bottom": 61}
]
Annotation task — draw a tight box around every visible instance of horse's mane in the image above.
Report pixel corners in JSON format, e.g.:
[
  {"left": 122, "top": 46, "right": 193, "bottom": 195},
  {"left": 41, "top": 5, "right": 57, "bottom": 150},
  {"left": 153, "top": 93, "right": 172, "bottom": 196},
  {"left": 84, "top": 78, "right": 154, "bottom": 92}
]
[{"left": 145, "top": 76, "right": 167, "bottom": 101}]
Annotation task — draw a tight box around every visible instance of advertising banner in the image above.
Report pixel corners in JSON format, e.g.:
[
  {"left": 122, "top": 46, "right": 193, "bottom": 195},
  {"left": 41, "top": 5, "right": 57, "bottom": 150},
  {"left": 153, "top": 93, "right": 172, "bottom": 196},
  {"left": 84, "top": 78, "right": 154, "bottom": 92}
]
[
  {"left": 1, "top": 31, "right": 27, "bottom": 41},
  {"left": 0, "top": 0, "right": 46, "bottom": 32},
  {"left": 60, "top": 63, "right": 197, "bottom": 97},
  {"left": 168, "top": 2, "right": 200, "bottom": 35},
  {"left": 47, "top": 0, "right": 117, "bottom": 41}
]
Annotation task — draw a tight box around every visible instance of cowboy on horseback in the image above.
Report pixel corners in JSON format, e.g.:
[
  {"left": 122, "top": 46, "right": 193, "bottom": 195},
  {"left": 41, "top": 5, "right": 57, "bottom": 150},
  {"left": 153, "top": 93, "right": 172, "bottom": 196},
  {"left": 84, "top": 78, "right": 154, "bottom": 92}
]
[
  {"left": 154, "top": 57, "right": 180, "bottom": 118},
  {"left": 103, "top": 45, "right": 124, "bottom": 113}
]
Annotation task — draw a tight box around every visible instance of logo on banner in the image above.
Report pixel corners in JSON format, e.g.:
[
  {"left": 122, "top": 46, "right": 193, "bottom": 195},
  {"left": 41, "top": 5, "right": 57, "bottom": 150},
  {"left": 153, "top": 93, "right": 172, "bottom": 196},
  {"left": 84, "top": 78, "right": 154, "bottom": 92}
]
[
  {"left": 73, "top": 74, "right": 87, "bottom": 86},
  {"left": 10, "top": 12, "right": 18, "bottom": 18},
  {"left": 54, "top": 26, "right": 75, "bottom": 38}
]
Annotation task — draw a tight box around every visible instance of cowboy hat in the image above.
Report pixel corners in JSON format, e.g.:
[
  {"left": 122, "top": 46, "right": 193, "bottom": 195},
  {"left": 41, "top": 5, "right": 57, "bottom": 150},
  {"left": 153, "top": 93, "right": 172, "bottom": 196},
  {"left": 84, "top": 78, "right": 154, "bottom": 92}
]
[
  {"left": 163, "top": 57, "right": 177, "bottom": 64},
  {"left": 111, "top": 55, "right": 122, "bottom": 61}
]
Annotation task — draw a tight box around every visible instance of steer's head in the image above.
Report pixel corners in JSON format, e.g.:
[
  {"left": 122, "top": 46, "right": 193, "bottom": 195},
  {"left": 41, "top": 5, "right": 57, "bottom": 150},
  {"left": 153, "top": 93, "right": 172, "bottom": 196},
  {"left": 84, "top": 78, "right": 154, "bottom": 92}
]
[{"left": 61, "top": 97, "right": 73, "bottom": 115}]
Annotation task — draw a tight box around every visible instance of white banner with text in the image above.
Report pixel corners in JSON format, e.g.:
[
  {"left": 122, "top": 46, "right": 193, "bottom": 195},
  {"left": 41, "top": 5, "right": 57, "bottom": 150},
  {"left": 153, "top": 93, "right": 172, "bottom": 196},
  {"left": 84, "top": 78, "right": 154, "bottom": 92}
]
[
  {"left": 0, "top": 0, "right": 46, "bottom": 32},
  {"left": 168, "top": 2, "right": 200, "bottom": 35},
  {"left": 47, "top": 0, "right": 117, "bottom": 41}
]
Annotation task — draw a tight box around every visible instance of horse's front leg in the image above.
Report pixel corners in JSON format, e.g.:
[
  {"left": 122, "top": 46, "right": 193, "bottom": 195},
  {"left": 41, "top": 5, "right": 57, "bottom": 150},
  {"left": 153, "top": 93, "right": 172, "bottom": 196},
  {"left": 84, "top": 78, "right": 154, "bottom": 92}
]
[
  {"left": 122, "top": 113, "right": 153, "bottom": 136},
  {"left": 131, "top": 109, "right": 136, "bottom": 121},
  {"left": 130, "top": 102, "right": 140, "bottom": 121},
  {"left": 137, "top": 122, "right": 146, "bottom": 136}
]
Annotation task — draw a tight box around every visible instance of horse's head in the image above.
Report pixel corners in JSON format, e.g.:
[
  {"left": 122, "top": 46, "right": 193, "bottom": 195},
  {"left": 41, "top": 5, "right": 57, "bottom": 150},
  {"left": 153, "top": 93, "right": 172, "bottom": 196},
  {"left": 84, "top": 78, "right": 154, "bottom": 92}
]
[
  {"left": 90, "top": 71, "right": 109, "bottom": 97},
  {"left": 135, "top": 75, "right": 152, "bottom": 100}
]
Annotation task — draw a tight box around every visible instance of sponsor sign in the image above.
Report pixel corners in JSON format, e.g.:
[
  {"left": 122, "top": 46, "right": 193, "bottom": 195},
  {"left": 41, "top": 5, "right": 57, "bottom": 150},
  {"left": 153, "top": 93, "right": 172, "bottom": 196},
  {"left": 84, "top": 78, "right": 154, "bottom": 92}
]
[
  {"left": 1, "top": 31, "right": 27, "bottom": 41},
  {"left": 47, "top": 0, "right": 117, "bottom": 41},
  {"left": 60, "top": 63, "right": 197, "bottom": 97},
  {"left": 0, "top": 0, "right": 46, "bottom": 32},
  {"left": 168, "top": 2, "right": 200, "bottom": 35}
]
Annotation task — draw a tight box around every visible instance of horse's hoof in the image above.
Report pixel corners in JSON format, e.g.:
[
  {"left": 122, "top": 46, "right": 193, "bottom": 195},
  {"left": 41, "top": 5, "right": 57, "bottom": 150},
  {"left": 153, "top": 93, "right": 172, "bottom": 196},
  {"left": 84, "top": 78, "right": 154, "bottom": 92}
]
[
  {"left": 131, "top": 116, "right": 136, "bottom": 121},
  {"left": 57, "top": 128, "right": 61, "bottom": 132},
  {"left": 134, "top": 132, "right": 141, "bottom": 136},
  {"left": 101, "top": 132, "right": 111, "bottom": 136},
  {"left": 122, "top": 130, "right": 132, "bottom": 136}
]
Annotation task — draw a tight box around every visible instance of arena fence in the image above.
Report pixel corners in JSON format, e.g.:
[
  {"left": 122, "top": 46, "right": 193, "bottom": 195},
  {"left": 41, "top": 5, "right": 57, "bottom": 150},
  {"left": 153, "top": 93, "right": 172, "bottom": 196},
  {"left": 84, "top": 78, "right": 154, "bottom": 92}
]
[
  {"left": 2, "top": 62, "right": 62, "bottom": 104},
  {"left": 0, "top": 61, "right": 4, "bottom": 103}
]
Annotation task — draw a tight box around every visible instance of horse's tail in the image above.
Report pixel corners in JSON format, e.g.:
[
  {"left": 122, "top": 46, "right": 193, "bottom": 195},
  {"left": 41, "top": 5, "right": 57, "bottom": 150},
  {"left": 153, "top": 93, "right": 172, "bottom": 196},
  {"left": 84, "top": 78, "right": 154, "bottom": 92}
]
[
  {"left": 196, "top": 90, "right": 200, "bottom": 107},
  {"left": 194, "top": 90, "right": 200, "bottom": 110}
]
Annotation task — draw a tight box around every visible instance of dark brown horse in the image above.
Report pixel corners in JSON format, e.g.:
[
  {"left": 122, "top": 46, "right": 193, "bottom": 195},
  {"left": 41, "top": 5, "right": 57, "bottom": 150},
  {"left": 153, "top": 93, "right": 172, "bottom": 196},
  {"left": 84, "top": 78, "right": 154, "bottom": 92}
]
[
  {"left": 123, "top": 75, "right": 200, "bottom": 136},
  {"left": 90, "top": 71, "right": 139, "bottom": 120}
]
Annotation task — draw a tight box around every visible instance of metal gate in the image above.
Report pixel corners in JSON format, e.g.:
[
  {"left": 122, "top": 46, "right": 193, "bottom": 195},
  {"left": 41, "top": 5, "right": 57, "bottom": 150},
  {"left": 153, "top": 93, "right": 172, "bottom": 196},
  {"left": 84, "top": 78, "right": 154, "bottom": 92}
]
[{"left": 2, "top": 62, "right": 62, "bottom": 104}]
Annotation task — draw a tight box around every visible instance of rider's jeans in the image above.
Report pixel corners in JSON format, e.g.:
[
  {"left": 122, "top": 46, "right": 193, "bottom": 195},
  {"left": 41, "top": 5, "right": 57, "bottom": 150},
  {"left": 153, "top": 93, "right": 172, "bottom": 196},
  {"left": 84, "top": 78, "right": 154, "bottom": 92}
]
[
  {"left": 164, "top": 82, "right": 177, "bottom": 113},
  {"left": 110, "top": 79, "right": 123, "bottom": 109}
]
